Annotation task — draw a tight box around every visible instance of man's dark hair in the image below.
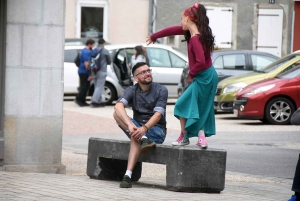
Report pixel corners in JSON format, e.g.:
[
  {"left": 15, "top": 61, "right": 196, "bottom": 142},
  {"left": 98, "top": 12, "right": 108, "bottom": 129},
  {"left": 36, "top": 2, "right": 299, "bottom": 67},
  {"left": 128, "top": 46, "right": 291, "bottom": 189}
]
[
  {"left": 132, "top": 62, "right": 147, "bottom": 75},
  {"left": 98, "top": 38, "right": 106, "bottom": 45},
  {"left": 86, "top": 39, "right": 95, "bottom": 46}
]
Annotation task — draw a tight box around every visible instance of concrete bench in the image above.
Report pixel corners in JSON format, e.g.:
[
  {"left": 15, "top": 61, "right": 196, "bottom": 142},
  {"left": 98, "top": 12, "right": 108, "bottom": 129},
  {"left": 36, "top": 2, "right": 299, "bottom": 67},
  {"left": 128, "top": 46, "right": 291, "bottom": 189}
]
[{"left": 87, "top": 138, "right": 227, "bottom": 192}]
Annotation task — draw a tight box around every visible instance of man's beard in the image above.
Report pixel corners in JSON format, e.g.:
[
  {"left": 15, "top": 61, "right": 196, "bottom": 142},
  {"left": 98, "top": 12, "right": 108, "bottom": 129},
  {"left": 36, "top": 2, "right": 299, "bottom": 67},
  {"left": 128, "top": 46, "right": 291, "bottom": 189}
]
[{"left": 139, "top": 77, "right": 152, "bottom": 85}]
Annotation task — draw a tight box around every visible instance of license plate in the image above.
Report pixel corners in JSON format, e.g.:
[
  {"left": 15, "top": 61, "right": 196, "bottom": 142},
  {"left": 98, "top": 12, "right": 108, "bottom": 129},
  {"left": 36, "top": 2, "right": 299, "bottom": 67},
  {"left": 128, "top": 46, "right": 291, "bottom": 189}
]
[{"left": 233, "top": 109, "right": 238, "bottom": 116}]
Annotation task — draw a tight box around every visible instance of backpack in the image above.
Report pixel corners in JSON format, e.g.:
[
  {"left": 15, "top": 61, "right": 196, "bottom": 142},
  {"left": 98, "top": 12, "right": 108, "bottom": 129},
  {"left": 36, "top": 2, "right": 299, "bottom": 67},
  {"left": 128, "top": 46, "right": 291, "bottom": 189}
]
[
  {"left": 74, "top": 51, "right": 81, "bottom": 67},
  {"left": 89, "top": 47, "right": 103, "bottom": 72}
]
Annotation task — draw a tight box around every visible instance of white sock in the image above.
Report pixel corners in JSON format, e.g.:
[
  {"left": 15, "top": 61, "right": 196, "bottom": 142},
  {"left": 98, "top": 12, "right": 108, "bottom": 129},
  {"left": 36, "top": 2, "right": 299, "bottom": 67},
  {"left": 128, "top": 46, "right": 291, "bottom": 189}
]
[
  {"left": 125, "top": 170, "right": 132, "bottom": 178},
  {"left": 198, "top": 130, "right": 205, "bottom": 137}
]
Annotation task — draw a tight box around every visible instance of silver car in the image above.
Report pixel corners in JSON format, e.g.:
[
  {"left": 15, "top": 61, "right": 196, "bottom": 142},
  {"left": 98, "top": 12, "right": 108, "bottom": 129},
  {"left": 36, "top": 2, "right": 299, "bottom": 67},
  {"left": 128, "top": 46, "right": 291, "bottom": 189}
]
[{"left": 64, "top": 44, "right": 188, "bottom": 104}]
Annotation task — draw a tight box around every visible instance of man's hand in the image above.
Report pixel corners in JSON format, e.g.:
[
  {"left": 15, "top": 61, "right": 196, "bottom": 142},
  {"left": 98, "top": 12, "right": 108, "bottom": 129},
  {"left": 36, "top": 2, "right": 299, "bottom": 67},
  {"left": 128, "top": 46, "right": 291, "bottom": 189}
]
[
  {"left": 146, "top": 36, "right": 154, "bottom": 46},
  {"left": 128, "top": 124, "right": 138, "bottom": 135},
  {"left": 131, "top": 127, "right": 146, "bottom": 141}
]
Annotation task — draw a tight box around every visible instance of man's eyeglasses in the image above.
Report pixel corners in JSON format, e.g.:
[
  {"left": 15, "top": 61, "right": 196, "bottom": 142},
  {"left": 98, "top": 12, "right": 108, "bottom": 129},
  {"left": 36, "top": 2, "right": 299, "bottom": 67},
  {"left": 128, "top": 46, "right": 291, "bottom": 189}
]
[{"left": 134, "top": 69, "right": 152, "bottom": 76}]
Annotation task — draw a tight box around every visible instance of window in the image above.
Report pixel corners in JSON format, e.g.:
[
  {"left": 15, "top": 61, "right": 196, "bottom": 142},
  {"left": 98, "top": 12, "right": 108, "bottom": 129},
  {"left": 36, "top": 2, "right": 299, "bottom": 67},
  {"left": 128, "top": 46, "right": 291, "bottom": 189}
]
[
  {"left": 146, "top": 48, "right": 171, "bottom": 67},
  {"left": 125, "top": 48, "right": 134, "bottom": 63},
  {"left": 279, "top": 61, "right": 300, "bottom": 75},
  {"left": 169, "top": 52, "right": 186, "bottom": 68},
  {"left": 81, "top": 7, "right": 103, "bottom": 38},
  {"left": 213, "top": 56, "right": 224, "bottom": 69},
  {"left": 223, "top": 54, "right": 245, "bottom": 70},
  {"left": 64, "top": 49, "right": 80, "bottom": 63},
  {"left": 251, "top": 55, "right": 277, "bottom": 71}
]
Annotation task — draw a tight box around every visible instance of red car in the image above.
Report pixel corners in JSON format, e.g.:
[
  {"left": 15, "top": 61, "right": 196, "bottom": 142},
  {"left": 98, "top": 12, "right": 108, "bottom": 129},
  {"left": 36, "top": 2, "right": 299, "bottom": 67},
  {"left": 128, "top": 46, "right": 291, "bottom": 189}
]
[{"left": 233, "top": 65, "right": 300, "bottom": 125}]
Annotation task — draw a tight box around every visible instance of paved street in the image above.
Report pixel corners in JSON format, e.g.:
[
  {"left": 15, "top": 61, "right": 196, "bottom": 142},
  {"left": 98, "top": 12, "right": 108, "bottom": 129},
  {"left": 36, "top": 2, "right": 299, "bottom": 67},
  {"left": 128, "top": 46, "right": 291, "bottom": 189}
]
[
  {"left": 62, "top": 101, "right": 299, "bottom": 179},
  {"left": 0, "top": 100, "right": 298, "bottom": 200}
]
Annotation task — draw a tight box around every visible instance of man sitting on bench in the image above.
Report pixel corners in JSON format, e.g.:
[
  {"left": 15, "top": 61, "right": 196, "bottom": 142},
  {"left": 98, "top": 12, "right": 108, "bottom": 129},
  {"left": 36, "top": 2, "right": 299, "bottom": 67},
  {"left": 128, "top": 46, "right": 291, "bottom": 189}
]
[{"left": 113, "top": 62, "right": 168, "bottom": 188}]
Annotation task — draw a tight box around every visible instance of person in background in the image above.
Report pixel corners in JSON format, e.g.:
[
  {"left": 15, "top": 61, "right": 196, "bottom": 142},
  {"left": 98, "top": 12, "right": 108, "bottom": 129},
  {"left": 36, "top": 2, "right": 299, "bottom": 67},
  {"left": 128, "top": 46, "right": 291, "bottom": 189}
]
[
  {"left": 90, "top": 38, "right": 111, "bottom": 108},
  {"left": 75, "top": 39, "right": 95, "bottom": 107},
  {"left": 147, "top": 3, "right": 218, "bottom": 148},
  {"left": 288, "top": 107, "right": 300, "bottom": 201},
  {"left": 130, "top": 46, "right": 149, "bottom": 85}
]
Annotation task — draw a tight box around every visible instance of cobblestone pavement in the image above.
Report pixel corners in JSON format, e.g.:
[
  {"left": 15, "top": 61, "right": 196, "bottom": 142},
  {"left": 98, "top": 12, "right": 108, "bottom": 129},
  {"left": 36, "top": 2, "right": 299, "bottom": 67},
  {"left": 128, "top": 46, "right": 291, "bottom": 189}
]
[
  {"left": 0, "top": 171, "right": 293, "bottom": 201},
  {"left": 0, "top": 101, "right": 296, "bottom": 200}
]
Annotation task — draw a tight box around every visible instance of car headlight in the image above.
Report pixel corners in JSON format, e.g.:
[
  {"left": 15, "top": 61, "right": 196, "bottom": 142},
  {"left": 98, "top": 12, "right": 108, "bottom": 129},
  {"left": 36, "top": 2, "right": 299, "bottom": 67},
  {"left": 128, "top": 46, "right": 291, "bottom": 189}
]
[
  {"left": 223, "top": 82, "right": 247, "bottom": 94},
  {"left": 244, "top": 84, "right": 275, "bottom": 96}
]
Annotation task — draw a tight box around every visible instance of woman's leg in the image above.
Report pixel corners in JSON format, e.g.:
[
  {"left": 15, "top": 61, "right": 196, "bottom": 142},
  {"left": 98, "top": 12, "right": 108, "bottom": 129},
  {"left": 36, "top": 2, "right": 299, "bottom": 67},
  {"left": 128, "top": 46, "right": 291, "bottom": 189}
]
[
  {"left": 179, "top": 117, "right": 187, "bottom": 132},
  {"left": 172, "top": 117, "right": 189, "bottom": 146}
]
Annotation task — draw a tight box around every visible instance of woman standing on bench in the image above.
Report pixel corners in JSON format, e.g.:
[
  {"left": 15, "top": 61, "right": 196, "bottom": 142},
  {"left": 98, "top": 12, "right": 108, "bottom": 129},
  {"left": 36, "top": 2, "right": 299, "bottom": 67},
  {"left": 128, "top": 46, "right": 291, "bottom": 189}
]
[{"left": 147, "top": 3, "right": 217, "bottom": 148}]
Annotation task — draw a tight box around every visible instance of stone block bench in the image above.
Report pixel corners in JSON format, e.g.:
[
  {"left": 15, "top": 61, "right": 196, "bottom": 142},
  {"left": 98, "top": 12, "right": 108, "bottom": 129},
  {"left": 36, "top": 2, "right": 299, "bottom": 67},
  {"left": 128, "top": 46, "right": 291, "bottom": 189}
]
[{"left": 87, "top": 138, "right": 227, "bottom": 192}]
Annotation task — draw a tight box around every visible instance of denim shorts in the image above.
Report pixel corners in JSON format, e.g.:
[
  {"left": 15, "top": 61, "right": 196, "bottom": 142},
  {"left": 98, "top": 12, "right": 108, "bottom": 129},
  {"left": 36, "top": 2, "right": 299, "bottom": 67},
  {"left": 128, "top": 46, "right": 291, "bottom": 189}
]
[{"left": 119, "top": 117, "right": 166, "bottom": 144}]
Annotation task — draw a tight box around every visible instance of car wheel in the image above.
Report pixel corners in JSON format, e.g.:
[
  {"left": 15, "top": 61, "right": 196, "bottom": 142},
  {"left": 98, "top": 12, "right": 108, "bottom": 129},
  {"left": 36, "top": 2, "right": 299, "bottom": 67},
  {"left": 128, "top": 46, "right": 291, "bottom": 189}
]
[
  {"left": 102, "top": 82, "right": 117, "bottom": 105},
  {"left": 259, "top": 118, "right": 269, "bottom": 124},
  {"left": 265, "top": 97, "right": 295, "bottom": 125}
]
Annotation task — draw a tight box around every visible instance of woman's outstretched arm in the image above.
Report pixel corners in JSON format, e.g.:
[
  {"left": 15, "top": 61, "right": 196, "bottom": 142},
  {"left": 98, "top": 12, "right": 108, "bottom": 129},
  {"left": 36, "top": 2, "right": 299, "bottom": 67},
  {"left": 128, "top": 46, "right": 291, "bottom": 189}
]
[{"left": 147, "top": 26, "right": 186, "bottom": 45}]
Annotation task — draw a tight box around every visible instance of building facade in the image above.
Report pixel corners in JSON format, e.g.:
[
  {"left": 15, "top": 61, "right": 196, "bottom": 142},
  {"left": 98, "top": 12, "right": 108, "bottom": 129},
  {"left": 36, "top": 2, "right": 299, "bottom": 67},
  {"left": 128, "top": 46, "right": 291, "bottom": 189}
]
[
  {"left": 65, "top": 0, "right": 150, "bottom": 44},
  {"left": 153, "top": 0, "right": 299, "bottom": 57}
]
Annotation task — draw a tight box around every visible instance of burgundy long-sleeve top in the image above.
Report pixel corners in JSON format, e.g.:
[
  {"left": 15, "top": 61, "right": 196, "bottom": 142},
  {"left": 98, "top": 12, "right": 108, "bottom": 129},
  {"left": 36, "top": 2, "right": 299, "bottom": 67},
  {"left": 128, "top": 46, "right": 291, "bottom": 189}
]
[{"left": 150, "top": 26, "right": 212, "bottom": 78}]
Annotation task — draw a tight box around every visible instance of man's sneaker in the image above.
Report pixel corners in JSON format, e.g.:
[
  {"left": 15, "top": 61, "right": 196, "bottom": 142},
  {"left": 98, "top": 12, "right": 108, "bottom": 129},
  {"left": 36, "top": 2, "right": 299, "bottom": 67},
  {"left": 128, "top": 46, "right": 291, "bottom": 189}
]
[
  {"left": 196, "top": 136, "right": 208, "bottom": 149},
  {"left": 82, "top": 102, "right": 90, "bottom": 106},
  {"left": 74, "top": 99, "right": 84, "bottom": 107},
  {"left": 172, "top": 132, "right": 190, "bottom": 146},
  {"left": 140, "top": 138, "right": 155, "bottom": 152},
  {"left": 288, "top": 195, "right": 297, "bottom": 201},
  {"left": 119, "top": 175, "right": 132, "bottom": 188}
]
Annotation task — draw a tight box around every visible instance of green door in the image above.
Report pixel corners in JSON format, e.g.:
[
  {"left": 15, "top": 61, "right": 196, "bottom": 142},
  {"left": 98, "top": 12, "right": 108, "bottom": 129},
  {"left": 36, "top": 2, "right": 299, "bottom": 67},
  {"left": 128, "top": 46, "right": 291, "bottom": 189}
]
[{"left": 0, "top": 0, "right": 7, "bottom": 165}]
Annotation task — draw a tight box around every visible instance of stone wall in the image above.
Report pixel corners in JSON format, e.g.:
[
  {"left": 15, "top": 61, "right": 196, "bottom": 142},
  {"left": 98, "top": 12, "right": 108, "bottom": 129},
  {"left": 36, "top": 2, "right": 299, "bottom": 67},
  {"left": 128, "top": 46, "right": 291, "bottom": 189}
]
[{"left": 3, "top": 0, "right": 66, "bottom": 173}]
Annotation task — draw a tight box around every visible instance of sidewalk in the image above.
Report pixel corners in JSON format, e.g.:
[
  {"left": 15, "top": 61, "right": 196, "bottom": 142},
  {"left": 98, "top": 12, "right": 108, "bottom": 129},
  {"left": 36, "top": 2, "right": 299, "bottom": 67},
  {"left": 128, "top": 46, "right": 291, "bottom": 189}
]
[
  {"left": 0, "top": 101, "right": 295, "bottom": 200},
  {"left": 0, "top": 170, "right": 293, "bottom": 200}
]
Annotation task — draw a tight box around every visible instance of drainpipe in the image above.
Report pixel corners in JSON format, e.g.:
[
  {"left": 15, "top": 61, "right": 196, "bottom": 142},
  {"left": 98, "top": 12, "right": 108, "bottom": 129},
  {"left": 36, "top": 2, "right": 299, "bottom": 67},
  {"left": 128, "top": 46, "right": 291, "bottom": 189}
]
[{"left": 148, "top": 0, "right": 159, "bottom": 41}]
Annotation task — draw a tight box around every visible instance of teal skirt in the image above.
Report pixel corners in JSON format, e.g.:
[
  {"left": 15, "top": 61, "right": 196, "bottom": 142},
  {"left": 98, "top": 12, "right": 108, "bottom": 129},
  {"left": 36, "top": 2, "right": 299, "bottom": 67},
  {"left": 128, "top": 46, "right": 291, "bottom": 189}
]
[{"left": 174, "top": 66, "right": 218, "bottom": 138}]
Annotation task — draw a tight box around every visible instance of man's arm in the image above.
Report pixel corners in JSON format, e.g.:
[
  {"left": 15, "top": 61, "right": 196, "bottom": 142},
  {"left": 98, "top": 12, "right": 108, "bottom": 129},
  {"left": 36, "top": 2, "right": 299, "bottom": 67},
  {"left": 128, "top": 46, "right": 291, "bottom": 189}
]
[
  {"left": 114, "top": 102, "right": 134, "bottom": 129},
  {"left": 105, "top": 49, "right": 111, "bottom": 65},
  {"left": 82, "top": 49, "right": 90, "bottom": 70}
]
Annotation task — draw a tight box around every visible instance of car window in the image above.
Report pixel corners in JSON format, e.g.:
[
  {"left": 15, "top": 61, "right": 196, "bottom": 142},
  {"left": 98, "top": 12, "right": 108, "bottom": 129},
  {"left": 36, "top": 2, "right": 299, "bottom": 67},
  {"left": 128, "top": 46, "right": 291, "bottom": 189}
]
[
  {"left": 251, "top": 55, "right": 277, "bottom": 71},
  {"left": 278, "top": 61, "right": 300, "bottom": 76},
  {"left": 125, "top": 48, "right": 134, "bottom": 64},
  {"left": 117, "top": 49, "right": 126, "bottom": 62},
  {"left": 277, "top": 64, "right": 300, "bottom": 79},
  {"left": 223, "top": 54, "right": 245, "bottom": 70},
  {"left": 171, "top": 47, "right": 188, "bottom": 58},
  {"left": 213, "top": 56, "right": 223, "bottom": 69},
  {"left": 146, "top": 48, "right": 171, "bottom": 67},
  {"left": 64, "top": 49, "right": 80, "bottom": 63},
  {"left": 262, "top": 55, "right": 300, "bottom": 73},
  {"left": 169, "top": 52, "right": 186, "bottom": 68}
]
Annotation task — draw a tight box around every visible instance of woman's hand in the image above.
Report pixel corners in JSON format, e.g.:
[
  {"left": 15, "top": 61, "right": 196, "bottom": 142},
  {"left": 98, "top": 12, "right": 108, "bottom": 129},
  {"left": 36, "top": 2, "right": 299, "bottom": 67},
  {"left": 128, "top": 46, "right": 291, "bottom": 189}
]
[
  {"left": 186, "top": 75, "right": 193, "bottom": 83},
  {"left": 146, "top": 36, "right": 154, "bottom": 45}
]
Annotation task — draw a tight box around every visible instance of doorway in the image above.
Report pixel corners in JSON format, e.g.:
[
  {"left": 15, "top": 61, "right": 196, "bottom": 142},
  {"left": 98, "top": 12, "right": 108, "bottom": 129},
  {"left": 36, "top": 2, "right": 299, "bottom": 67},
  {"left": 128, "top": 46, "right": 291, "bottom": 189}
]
[{"left": 0, "top": 0, "right": 7, "bottom": 165}]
